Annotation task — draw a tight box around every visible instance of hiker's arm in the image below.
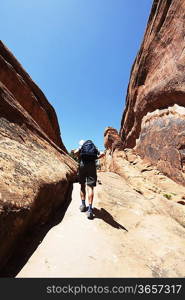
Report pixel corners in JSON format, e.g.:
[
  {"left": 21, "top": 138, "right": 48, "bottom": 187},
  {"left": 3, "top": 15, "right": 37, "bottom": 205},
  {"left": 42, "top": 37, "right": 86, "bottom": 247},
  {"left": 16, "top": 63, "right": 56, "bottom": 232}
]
[
  {"left": 72, "top": 148, "right": 80, "bottom": 159},
  {"left": 97, "top": 152, "right": 105, "bottom": 159}
]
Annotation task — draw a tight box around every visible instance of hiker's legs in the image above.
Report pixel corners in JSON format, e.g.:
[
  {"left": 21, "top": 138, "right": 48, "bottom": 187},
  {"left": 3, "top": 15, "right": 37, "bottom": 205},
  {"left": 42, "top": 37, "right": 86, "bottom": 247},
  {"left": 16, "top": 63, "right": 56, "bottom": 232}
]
[
  {"left": 79, "top": 183, "right": 86, "bottom": 212},
  {"left": 87, "top": 185, "right": 94, "bottom": 205},
  {"left": 86, "top": 185, "right": 94, "bottom": 219},
  {"left": 87, "top": 185, "right": 94, "bottom": 210},
  {"left": 80, "top": 183, "right": 86, "bottom": 201}
]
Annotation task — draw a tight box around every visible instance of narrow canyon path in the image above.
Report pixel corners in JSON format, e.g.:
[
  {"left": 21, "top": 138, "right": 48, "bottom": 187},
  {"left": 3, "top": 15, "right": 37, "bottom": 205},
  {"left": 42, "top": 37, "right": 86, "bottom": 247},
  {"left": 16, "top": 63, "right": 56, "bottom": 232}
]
[
  {"left": 16, "top": 180, "right": 129, "bottom": 278},
  {"left": 15, "top": 163, "right": 185, "bottom": 278}
]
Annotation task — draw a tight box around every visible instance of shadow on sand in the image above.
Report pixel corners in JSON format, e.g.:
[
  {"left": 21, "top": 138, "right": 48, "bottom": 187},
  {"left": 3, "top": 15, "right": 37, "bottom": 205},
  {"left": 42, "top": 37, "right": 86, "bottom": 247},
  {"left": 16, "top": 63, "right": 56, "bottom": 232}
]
[
  {"left": 0, "top": 184, "right": 74, "bottom": 278},
  {"left": 93, "top": 207, "right": 128, "bottom": 231}
]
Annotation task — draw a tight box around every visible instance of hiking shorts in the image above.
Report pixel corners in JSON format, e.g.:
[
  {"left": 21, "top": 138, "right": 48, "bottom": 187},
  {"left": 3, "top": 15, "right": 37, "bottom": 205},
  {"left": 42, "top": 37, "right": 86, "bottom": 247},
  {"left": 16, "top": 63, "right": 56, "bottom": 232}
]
[{"left": 78, "top": 161, "right": 97, "bottom": 187}]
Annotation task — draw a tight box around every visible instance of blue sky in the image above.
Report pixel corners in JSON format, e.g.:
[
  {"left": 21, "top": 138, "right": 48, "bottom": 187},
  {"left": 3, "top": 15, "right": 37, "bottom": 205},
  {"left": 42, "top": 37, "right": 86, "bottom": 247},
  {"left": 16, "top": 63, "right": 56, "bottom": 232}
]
[{"left": 1, "top": 0, "right": 153, "bottom": 151}]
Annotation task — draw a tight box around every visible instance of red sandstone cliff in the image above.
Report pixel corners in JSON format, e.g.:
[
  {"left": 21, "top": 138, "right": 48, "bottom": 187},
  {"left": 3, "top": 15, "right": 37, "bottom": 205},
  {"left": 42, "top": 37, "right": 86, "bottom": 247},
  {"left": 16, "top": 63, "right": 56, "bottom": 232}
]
[
  {"left": 95, "top": 1, "right": 185, "bottom": 277},
  {"left": 120, "top": 0, "right": 185, "bottom": 185},
  {"left": 0, "top": 41, "right": 77, "bottom": 270}
]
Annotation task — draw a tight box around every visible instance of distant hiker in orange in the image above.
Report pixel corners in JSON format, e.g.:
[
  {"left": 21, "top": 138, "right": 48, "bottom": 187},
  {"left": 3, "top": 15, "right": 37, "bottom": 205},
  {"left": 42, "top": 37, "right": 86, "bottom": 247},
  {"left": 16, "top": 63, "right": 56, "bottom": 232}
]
[{"left": 73, "top": 140, "right": 105, "bottom": 219}]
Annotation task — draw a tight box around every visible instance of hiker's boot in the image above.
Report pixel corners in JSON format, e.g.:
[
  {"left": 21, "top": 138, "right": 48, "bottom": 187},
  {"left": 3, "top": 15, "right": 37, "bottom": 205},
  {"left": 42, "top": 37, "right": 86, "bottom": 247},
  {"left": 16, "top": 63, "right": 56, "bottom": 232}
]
[
  {"left": 87, "top": 210, "right": 93, "bottom": 219},
  {"left": 79, "top": 204, "right": 87, "bottom": 212}
]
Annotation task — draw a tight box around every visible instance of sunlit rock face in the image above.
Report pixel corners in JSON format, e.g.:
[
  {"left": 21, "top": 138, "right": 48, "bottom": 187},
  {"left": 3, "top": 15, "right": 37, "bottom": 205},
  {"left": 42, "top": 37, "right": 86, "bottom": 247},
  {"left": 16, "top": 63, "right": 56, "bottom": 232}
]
[
  {"left": 120, "top": 0, "right": 185, "bottom": 185},
  {"left": 0, "top": 41, "right": 77, "bottom": 270},
  {"left": 97, "top": 171, "right": 185, "bottom": 278}
]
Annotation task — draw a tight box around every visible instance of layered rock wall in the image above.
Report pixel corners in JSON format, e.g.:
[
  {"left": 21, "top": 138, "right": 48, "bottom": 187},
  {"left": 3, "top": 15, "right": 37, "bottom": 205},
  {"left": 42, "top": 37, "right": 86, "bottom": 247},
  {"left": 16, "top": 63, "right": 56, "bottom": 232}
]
[
  {"left": 0, "top": 41, "right": 77, "bottom": 270},
  {"left": 120, "top": 0, "right": 185, "bottom": 185}
]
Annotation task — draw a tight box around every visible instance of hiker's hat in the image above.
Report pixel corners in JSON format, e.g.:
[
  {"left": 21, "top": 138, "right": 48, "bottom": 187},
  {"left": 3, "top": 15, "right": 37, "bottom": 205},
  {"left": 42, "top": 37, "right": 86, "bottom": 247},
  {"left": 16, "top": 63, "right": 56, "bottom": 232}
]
[{"left": 79, "top": 139, "right": 85, "bottom": 146}]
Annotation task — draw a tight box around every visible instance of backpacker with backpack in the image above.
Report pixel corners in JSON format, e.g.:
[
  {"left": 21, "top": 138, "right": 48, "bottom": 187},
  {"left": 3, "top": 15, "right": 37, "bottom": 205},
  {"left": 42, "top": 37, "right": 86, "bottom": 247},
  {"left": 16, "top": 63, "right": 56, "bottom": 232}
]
[{"left": 80, "top": 140, "right": 98, "bottom": 162}]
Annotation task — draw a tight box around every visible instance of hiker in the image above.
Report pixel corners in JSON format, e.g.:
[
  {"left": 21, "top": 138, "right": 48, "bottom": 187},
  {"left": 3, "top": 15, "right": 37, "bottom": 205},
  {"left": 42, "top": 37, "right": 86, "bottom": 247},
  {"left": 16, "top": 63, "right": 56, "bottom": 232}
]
[{"left": 73, "top": 140, "right": 105, "bottom": 219}]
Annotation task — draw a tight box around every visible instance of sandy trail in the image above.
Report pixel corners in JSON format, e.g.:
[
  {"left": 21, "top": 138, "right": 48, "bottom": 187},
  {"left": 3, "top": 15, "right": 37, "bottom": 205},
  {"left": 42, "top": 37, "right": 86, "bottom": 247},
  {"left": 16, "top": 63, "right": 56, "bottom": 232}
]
[
  {"left": 14, "top": 159, "right": 185, "bottom": 278},
  {"left": 16, "top": 182, "right": 128, "bottom": 278}
]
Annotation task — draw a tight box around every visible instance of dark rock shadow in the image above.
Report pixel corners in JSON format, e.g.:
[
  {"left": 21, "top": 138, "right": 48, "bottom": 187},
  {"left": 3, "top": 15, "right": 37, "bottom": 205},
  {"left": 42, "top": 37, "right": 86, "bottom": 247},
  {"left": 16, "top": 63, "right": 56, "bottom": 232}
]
[
  {"left": 0, "top": 184, "right": 73, "bottom": 278},
  {"left": 93, "top": 207, "right": 128, "bottom": 231}
]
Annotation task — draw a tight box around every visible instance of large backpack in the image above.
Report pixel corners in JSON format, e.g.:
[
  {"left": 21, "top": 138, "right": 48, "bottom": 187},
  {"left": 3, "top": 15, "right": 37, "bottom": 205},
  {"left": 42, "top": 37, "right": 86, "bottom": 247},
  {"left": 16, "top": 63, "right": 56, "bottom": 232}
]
[{"left": 80, "top": 140, "right": 98, "bottom": 162}]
